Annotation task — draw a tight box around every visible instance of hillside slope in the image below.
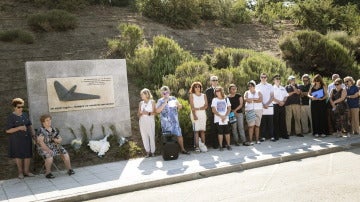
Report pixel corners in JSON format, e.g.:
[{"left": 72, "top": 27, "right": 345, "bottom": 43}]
[{"left": 0, "top": 1, "right": 294, "bottom": 179}]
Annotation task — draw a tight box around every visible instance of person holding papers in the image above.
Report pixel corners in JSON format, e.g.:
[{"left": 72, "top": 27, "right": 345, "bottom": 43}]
[
  {"left": 211, "top": 86, "right": 232, "bottom": 151},
  {"left": 308, "top": 74, "right": 329, "bottom": 137}
]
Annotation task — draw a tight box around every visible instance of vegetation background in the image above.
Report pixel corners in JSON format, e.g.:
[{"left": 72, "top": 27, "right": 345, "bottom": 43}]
[{"left": 0, "top": 0, "right": 359, "bottom": 180}]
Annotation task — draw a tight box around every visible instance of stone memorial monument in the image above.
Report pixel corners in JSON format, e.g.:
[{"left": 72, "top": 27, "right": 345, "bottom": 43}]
[{"left": 25, "top": 59, "right": 131, "bottom": 144}]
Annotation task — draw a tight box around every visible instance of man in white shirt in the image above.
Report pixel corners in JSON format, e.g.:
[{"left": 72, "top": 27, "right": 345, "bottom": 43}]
[
  {"left": 272, "top": 74, "right": 288, "bottom": 140},
  {"left": 256, "top": 73, "right": 275, "bottom": 141}
]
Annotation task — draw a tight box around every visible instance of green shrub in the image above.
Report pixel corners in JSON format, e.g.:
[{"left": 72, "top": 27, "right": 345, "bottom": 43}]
[
  {"left": 88, "top": 0, "right": 130, "bottom": 7},
  {"left": 107, "top": 23, "right": 144, "bottom": 58},
  {"left": 230, "top": 0, "right": 252, "bottom": 24},
  {"left": 291, "top": 0, "right": 360, "bottom": 34},
  {"left": 129, "top": 35, "right": 194, "bottom": 88},
  {"left": 149, "top": 36, "right": 194, "bottom": 88},
  {"left": 177, "top": 98, "right": 193, "bottom": 137},
  {"left": 279, "top": 30, "right": 358, "bottom": 78},
  {"left": 255, "top": 1, "right": 295, "bottom": 26},
  {"left": 32, "top": 0, "right": 88, "bottom": 11},
  {"left": 136, "top": 0, "right": 200, "bottom": 29},
  {"left": 0, "top": 29, "right": 34, "bottom": 44},
  {"left": 28, "top": 9, "right": 77, "bottom": 32},
  {"left": 206, "top": 47, "right": 255, "bottom": 69},
  {"left": 198, "top": 0, "right": 222, "bottom": 20},
  {"left": 127, "top": 45, "right": 153, "bottom": 79},
  {"left": 163, "top": 61, "right": 210, "bottom": 98},
  {"left": 136, "top": 0, "right": 251, "bottom": 28},
  {"left": 240, "top": 53, "right": 293, "bottom": 83}
]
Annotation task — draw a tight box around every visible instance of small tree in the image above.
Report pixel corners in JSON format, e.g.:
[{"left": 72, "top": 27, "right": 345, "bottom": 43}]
[{"left": 107, "top": 23, "right": 144, "bottom": 58}]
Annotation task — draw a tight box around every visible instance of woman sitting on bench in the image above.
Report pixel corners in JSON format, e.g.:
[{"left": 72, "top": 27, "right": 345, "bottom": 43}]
[{"left": 37, "top": 114, "right": 75, "bottom": 179}]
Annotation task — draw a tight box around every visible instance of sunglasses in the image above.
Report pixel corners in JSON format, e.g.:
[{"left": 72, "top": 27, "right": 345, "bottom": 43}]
[
  {"left": 303, "top": 79, "right": 309, "bottom": 82},
  {"left": 345, "top": 81, "right": 350, "bottom": 83},
  {"left": 334, "top": 83, "right": 340, "bottom": 86},
  {"left": 261, "top": 76, "right": 267, "bottom": 79},
  {"left": 16, "top": 106, "right": 24, "bottom": 109},
  {"left": 211, "top": 80, "right": 218, "bottom": 82}
]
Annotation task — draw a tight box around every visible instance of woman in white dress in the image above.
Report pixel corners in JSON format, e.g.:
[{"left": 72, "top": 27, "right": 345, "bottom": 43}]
[
  {"left": 138, "top": 88, "right": 156, "bottom": 157},
  {"left": 189, "top": 82, "right": 208, "bottom": 152}
]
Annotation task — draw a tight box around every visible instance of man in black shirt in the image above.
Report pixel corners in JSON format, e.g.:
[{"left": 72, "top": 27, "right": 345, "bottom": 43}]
[
  {"left": 205, "top": 75, "right": 219, "bottom": 149},
  {"left": 285, "top": 75, "right": 302, "bottom": 137},
  {"left": 298, "top": 74, "right": 312, "bottom": 134}
]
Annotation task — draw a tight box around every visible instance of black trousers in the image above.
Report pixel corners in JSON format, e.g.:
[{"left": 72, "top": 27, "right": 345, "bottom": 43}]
[
  {"left": 273, "top": 104, "right": 287, "bottom": 139},
  {"left": 206, "top": 111, "right": 219, "bottom": 148},
  {"left": 311, "top": 100, "right": 328, "bottom": 135},
  {"left": 260, "top": 114, "right": 274, "bottom": 139}
]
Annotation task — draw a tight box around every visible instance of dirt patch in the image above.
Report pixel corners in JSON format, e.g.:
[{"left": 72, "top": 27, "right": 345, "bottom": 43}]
[{"left": 0, "top": 1, "right": 294, "bottom": 180}]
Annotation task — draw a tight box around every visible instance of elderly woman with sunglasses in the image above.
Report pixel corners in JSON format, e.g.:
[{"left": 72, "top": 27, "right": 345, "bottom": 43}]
[
  {"left": 189, "top": 82, "right": 208, "bottom": 152},
  {"left": 156, "top": 86, "right": 190, "bottom": 154},
  {"left": 329, "top": 78, "right": 350, "bottom": 137},
  {"left": 344, "top": 76, "right": 359, "bottom": 135},
  {"left": 5, "top": 98, "right": 35, "bottom": 179}
]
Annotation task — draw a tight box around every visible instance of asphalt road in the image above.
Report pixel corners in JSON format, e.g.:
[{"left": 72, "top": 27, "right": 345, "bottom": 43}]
[{"left": 88, "top": 147, "right": 360, "bottom": 202}]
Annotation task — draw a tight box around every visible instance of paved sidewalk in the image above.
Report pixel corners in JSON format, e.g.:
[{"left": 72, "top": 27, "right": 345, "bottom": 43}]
[{"left": 1, "top": 135, "right": 360, "bottom": 202}]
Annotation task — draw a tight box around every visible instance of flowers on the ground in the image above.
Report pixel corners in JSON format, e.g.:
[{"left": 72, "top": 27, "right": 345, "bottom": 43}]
[{"left": 71, "top": 139, "right": 82, "bottom": 151}]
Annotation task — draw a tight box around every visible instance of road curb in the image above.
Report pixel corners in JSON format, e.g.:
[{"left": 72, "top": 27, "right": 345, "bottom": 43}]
[{"left": 50, "top": 141, "right": 360, "bottom": 202}]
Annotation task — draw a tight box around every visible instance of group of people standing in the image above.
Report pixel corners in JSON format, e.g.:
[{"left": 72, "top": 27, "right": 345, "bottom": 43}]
[{"left": 138, "top": 73, "right": 360, "bottom": 155}]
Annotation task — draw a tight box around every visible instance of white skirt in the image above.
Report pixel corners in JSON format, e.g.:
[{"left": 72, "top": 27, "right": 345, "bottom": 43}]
[{"left": 190, "top": 110, "right": 207, "bottom": 131}]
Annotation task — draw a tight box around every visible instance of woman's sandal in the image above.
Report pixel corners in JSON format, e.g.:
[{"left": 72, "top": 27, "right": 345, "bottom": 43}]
[
  {"left": 24, "top": 173, "right": 35, "bottom": 177},
  {"left": 67, "top": 169, "right": 75, "bottom": 175},
  {"left": 181, "top": 150, "right": 190, "bottom": 155},
  {"left": 45, "top": 173, "right": 55, "bottom": 179}
]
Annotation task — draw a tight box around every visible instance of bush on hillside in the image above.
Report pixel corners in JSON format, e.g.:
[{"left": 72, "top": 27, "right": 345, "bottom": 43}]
[
  {"left": 128, "top": 35, "right": 194, "bottom": 89},
  {"left": 279, "top": 30, "right": 359, "bottom": 78},
  {"left": 127, "top": 45, "right": 153, "bottom": 80},
  {"left": 326, "top": 31, "right": 360, "bottom": 63},
  {"left": 240, "top": 53, "right": 293, "bottom": 83},
  {"left": 162, "top": 61, "right": 210, "bottom": 98},
  {"left": 0, "top": 30, "right": 34, "bottom": 44},
  {"left": 107, "top": 23, "right": 144, "bottom": 58},
  {"left": 31, "top": 0, "right": 88, "bottom": 11},
  {"left": 255, "top": 1, "right": 293, "bottom": 26},
  {"left": 136, "top": 0, "right": 252, "bottom": 28},
  {"left": 230, "top": 0, "right": 252, "bottom": 24},
  {"left": 205, "top": 47, "right": 255, "bottom": 69},
  {"left": 150, "top": 36, "right": 194, "bottom": 88},
  {"left": 88, "top": 0, "right": 130, "bottom": 7},
  {"left": 27, "top": 9, "right": 77, "bottom": 32},
  {"left": 136, "top": 0, "right": 200, "bottom": 29},
  {"left": 198, "top": 0, "right": 222, "bottom": 20},
  {"left": 291, "top": 0, "right": 360, "bottom": 34}
]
